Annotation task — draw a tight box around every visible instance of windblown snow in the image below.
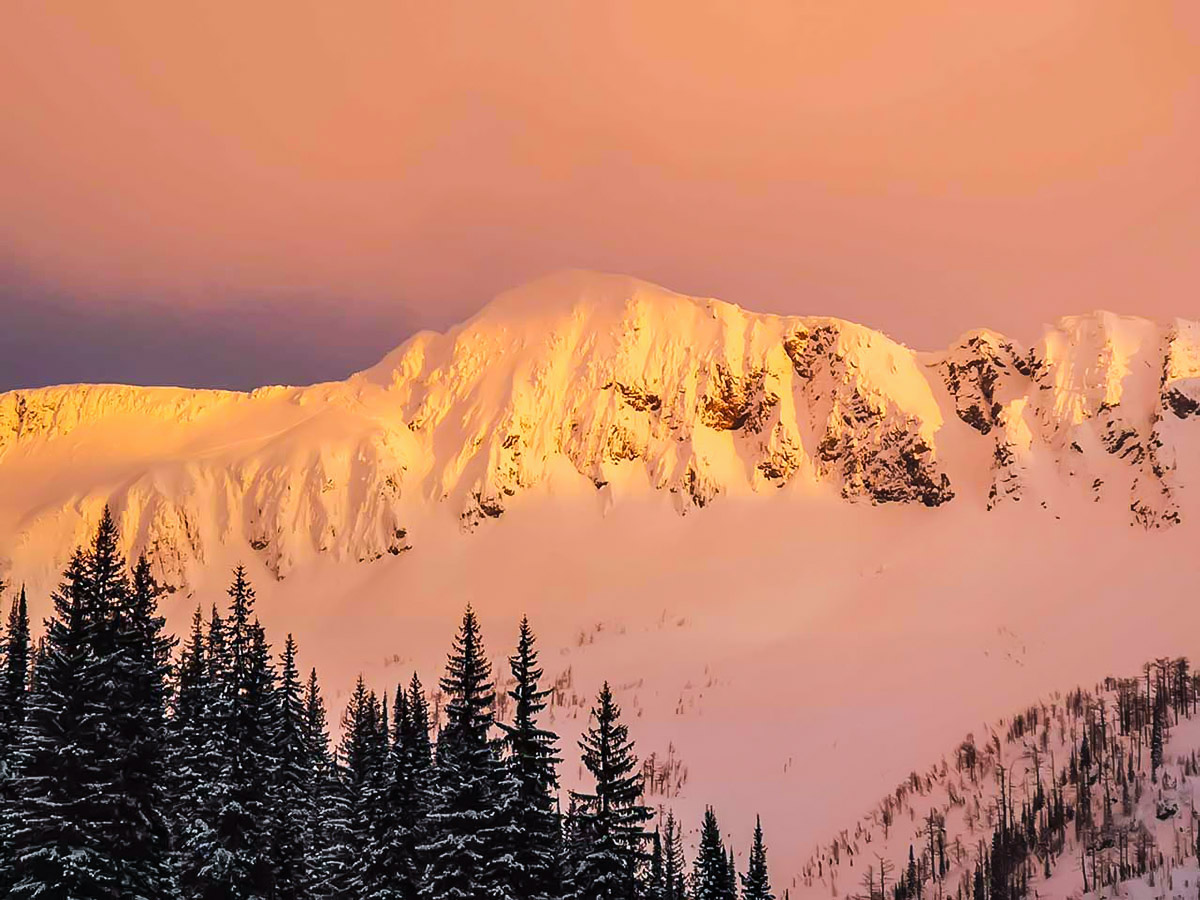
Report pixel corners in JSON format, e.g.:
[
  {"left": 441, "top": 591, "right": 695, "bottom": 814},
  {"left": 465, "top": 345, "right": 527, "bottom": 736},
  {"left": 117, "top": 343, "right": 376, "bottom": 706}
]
[{"left": 2, "top": 270, "right": 1199, "bottom": 887}]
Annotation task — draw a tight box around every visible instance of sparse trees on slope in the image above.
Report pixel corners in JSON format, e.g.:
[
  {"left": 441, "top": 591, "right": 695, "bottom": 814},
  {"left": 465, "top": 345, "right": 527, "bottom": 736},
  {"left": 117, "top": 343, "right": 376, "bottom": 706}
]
[{"left": 572, "top": 681, "right": 653, "bottom": 900}]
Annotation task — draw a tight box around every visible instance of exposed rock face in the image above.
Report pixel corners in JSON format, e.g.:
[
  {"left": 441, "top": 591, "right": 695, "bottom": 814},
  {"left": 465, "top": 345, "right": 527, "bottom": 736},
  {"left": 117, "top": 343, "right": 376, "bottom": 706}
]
[
  {"left": 1, "top": 271, "right": 1198, "bottom": 584},
  {"left": 938, "top": 332, "right": 1031, "bottom": 436}
]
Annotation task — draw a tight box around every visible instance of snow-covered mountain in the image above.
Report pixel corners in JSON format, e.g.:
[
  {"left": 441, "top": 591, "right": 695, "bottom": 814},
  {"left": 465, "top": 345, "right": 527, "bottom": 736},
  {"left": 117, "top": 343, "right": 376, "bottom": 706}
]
[
  {"left": 3, "top": 270, "right": 1200, "bottom": 889},
  {"left": 2, "top": 270, "right": 1199, "bottom": 587}
]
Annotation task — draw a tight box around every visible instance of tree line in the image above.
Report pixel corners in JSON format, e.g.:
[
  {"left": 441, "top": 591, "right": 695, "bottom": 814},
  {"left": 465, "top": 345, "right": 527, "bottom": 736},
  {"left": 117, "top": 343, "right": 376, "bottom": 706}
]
[{"left": 0, "top": 508, "right": 775, "bottom": 900}]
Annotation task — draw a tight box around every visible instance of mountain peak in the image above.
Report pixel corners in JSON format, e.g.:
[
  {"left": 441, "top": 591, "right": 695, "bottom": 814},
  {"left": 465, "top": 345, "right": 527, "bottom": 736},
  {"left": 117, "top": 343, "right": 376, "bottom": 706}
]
[{"left": 2, "top": 274, "right": 1200, "bottom": 588}]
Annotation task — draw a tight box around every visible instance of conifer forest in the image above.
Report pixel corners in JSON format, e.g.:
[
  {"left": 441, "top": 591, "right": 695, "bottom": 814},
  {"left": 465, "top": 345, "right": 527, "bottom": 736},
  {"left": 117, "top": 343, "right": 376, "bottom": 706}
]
[{"left": 0, "top": 510, "right": 776, "bottom": 900}]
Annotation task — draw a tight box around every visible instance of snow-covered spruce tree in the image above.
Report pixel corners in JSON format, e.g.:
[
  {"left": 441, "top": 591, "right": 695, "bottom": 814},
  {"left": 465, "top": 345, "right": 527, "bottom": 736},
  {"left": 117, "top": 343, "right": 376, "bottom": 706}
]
[
  {"left": 305, "top": 667, "right": 358, "bottom": 899},
  {"left": 176, "top": 604, "right": 236, "bottom": 897},
  {"left": 422, "top": 605, "right": 503, "bottom": 899},
  {"left": 9, "top": 510, "right": 177, "bottom": 899},
  {"left": 170, "top": 606, "right": 213, "bottom": 883},
  {"left": 183, "top": 566, "right": 281, "bottom": 899},
  {"left": 0, "top": 584, "right": 31, "bottom": 892},
  {"left": 560, "top": 795, "right": 586, "bottom": 900},
  {"left": 361, "top": 688, "right": 412, "bottom": 900},
  {"left": 363, "top": 673, "right": 435, "bottom": 900},
  {"left": 399, "top": 672, "right": 435, "bottom": 848},
  {"left": 105, "top": 553, "right": 178, "bottom": 897},
  {"left": 0, "top": 585, "right": 31, "bottom": 756},
  {"left": 692, "top": 807, "right": 734, "bottom": 900},
  {"left": 272, "top": 634, "right": 315, "bottom": 900},
  {"left": 740, "top": 816, "right": 774, "bottom": 900},
  {"left": 647, "top": 828, "right": 666, "bottom": 900},
  {"left": 8, "top": 546, "right": 118, "bottom": 899},
  {"left": 662, "top": 811, "right": 687, "bottom": 900},
  {"left": 338, "top": 676, "right": 387, "bottom": 897},
  {"left": 572, "top": 681, "right": 653, "bottom": 900},
  {"left": 492, "top": 615, "right": 563, "bottom": 900}
]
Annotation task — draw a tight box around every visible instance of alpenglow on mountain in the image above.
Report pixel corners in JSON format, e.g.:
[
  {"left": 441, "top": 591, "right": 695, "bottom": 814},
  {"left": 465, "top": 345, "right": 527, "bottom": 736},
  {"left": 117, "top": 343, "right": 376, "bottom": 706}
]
[{"left": 2, "top": 270, "right": 1199, "bottom": 584}]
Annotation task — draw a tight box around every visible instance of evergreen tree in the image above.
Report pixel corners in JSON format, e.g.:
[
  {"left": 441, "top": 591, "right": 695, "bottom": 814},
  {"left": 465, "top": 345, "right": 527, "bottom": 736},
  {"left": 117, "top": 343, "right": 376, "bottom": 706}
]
[
  {"left": 303, "top": 668, "right": 331, "bottom": 779},
  {"left": 339, "top": 676, "right": 387, "bottom": 898},
  {"left": 572, "top": 682, "right": 653, "bottom": 900},
  {"left": 423, "top": 605, "right": 502, "bottom": 899},
  {"left": 364, "top": 673, "right": 434, "bottom": 900},
  {"left": 0, "top": 585, "right": 31, "bottom": 756},
  {"left": 663, "top": 811, "right": 688, "bottom": 900},
  {"left": 106, "top": 554, "right": 177, "bottom": 898},
  {"left": 0, "top": 582, "right": 30, "bottom": 895},
  {"left": 170, "top": 606, "right": 212, "bottom": 880},
  {"left": 340, "top": 677, "right": 386, "bottom": 803},
  {"left": 8, "top": 512, "right": 135, "bottom": 899},
  {"left": 305, "top": 668, "right": 356, "bottom": 899},
  {"left": 272, "top": 634, "right": 314, "bottom": 900},
  {"left": 182, "top": 566, "right": 280, "bottom": 899},
  {"left": 493, "top": 616, "right": 562, "bottom": 900},
  {"left": 176, "top": 604, "right": 234, "bottom": 898},
  {"left": 648, "top": 828, "right": 666, "bottom": 900},
  {"left": 1150, "top": 683, "right": 1165, "bottom": 784},
  {"left": 741, "top": 816, "right": 773, "bottom": 900},
  {"left": 693, "top": 806, "right": 734, "bottom": 900},
  {"left": 10, "top": 547, "right": 118, "bottom": 899}
]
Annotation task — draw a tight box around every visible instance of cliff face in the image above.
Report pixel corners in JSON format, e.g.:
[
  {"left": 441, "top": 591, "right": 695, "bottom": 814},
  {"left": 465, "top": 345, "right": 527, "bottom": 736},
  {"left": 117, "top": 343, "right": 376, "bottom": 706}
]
[{"left": 2, "top": 271, "right": 1198, "bottom": 584}]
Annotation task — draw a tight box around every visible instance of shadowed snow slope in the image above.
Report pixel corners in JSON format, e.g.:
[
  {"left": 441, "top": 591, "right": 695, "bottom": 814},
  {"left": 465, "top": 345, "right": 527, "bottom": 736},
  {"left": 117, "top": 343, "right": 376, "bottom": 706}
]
[{"left": 1, "top": 270, "right": 1198, "bottom": 884}]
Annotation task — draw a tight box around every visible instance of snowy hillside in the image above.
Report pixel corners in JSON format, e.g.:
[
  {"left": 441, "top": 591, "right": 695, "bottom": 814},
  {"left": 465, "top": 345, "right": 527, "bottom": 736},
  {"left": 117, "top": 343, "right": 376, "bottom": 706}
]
[
  {"left": 2, "top": 271, "right": 1199, "bottom": 891},
  {"left": 2, "top": 271, "right": 1199, "bottom": 587},
  {"left": 793, "top": 659, "right": 1200, "bottom": 900}
]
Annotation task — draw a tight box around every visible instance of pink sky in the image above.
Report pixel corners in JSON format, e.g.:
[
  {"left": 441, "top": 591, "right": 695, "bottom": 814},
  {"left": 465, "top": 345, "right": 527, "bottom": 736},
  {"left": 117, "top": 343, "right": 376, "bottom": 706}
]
[{"left": 2, "top": 1, "right": 1199, "bottom": 388}]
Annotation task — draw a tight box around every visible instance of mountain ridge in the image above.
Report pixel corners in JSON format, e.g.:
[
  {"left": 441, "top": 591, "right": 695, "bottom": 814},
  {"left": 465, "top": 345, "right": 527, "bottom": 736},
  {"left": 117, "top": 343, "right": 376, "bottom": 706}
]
[{"left": 2, "top": 270, "right": 1199, "bottom": 586}]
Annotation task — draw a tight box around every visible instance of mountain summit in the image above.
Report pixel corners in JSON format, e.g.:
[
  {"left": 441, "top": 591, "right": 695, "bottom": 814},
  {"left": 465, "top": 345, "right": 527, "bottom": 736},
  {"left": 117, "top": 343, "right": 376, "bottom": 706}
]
[{"left": 2, "top": 271, "right": 1199, "bottom": 583}]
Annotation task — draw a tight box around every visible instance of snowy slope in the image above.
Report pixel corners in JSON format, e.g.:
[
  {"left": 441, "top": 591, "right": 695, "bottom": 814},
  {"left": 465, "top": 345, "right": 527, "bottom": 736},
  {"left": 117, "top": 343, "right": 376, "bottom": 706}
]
[
  {"left": 793, "top": 662, "right": 1200, "bottom": 900},
  {"left": 2, "top": 270, "right": 1199, "bottom": 889},
  {"left": 2, "top": 271, "right": 1199, "bottom": 587}
]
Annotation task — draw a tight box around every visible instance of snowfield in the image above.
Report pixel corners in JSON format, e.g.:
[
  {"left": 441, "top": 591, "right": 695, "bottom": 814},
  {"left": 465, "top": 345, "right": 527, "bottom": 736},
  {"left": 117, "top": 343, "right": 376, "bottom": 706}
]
[{"left": 1, "top": 270, "right": 1198, "bottom": 888}]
